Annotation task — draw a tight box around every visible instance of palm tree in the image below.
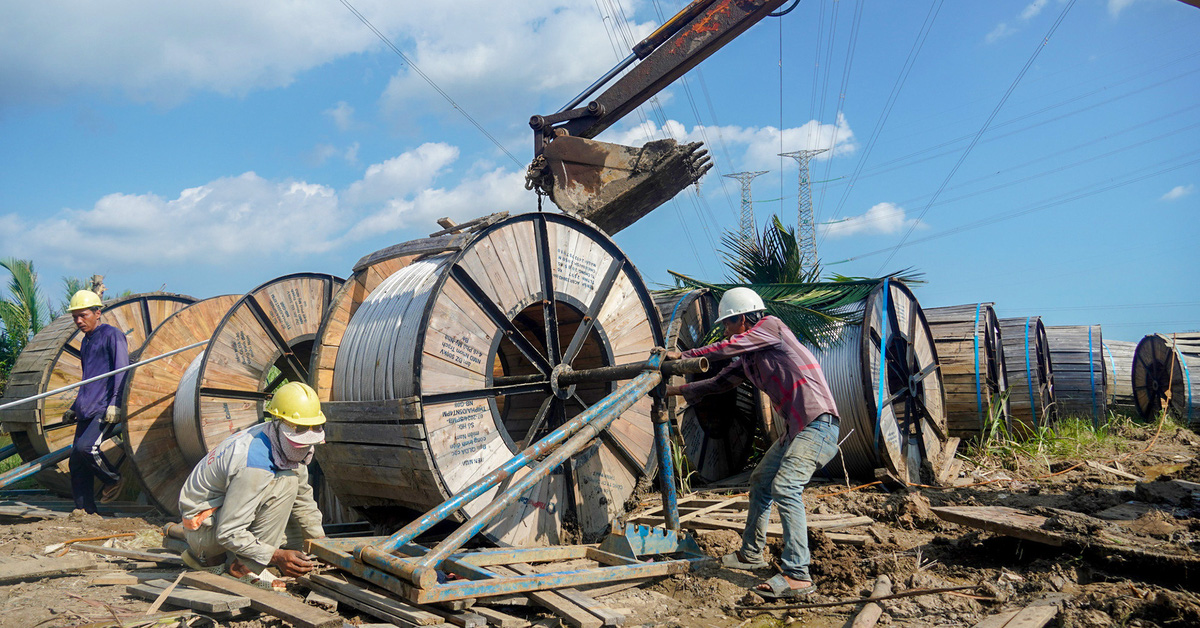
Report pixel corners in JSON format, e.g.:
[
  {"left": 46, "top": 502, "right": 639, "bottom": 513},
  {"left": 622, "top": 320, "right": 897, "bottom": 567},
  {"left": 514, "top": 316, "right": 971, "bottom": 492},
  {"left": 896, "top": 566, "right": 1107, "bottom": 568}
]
[
  {"left": 0, "top": 258, "right": 50, "bottom": 384},
  {"left": 668, "top": 215, "right": 921, "bottom": 347}
]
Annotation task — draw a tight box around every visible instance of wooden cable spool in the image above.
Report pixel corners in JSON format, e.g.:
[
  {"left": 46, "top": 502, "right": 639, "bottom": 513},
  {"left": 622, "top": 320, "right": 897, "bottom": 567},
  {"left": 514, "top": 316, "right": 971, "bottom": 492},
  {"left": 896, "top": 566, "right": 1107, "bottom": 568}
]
[
  {"left": 811, "top": 279, "right": 949, "bottom": 483},
  {"left": 1102, "top": 339, "right": 1137, "bottom": 418},
  {"left": 924, "top": 303, "right": 1010, "bottom": 440},
  {"left": 1045, "top": 325, "right": 1107, "bottom": 425},
  {"left": 998, "top": 316, "right": 1056, "bottom": 434},
  {"left": 653, "top": 289, "right": 760, "bottom": 484},
  {"left": 122, "top": 295, "right": 239, "bottom": 514},
  {"left": 0, "top": 292, "right": 195, "bottom": 495},
  {"left": 318, "top": 212, "right": 663, "bottom": 546},
  {"left": 1132, "top": 333, "right": 1200, "bottom": 425}
]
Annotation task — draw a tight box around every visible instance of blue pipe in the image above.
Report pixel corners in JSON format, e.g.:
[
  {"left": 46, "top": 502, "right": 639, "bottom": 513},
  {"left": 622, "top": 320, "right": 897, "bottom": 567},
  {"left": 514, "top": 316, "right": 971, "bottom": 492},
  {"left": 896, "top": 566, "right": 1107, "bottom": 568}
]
[
  {"left": 652, "top": 399, "right": 679, "bottom": 531},
  {"left": 0, "top": 445, "right": 70, "bottom": 489}
]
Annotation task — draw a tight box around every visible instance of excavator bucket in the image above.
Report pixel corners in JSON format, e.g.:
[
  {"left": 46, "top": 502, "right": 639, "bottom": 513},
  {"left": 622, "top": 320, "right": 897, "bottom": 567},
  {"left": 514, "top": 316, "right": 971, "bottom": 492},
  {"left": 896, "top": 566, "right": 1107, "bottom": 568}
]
[{"left": 541, "top": 136, "right": 712, "bottom": 235}]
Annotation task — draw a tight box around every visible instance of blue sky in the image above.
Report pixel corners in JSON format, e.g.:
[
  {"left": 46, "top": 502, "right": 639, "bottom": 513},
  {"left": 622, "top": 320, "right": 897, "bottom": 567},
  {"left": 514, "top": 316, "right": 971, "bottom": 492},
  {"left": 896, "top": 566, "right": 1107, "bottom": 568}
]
[{"left": 1, "top": 0, "right": 1196, "bottom": 342}]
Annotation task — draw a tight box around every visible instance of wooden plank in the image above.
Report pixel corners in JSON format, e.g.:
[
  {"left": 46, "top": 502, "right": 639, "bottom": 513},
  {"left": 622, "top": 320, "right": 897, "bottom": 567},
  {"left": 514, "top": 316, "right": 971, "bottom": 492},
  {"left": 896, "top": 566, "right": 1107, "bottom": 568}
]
[
  {"left": 0, "top": 554, "right": 95, "bottom": 583},
  {"left": 88, "top": 570, "right": 185, "bottom": 586},
  {"left": 472, "top": 605, "right": 530, "bottom": 628},
  {"left": 180, "top": 570, "right": 343, "bottom": 628},
  {"left": 303, "top": 573, "right": 444, "bottom": 626},
  {"left": 932, "top": 506, "right": 1064, "bottom": 547},
  {"left": 973, "top": 604, "right": 1057, "bottom": 628},
  {"left": 126, "top": 579, "right": 252, "bottom": 615},
  {"left": 305, "top": 579, "right": 431, "bottom": 628},
  {"left": 72, "top": 544, "right": 183, "bottom": 565},
  {"left": 490, "top": 565, "right": 601, "bottom": 628}
]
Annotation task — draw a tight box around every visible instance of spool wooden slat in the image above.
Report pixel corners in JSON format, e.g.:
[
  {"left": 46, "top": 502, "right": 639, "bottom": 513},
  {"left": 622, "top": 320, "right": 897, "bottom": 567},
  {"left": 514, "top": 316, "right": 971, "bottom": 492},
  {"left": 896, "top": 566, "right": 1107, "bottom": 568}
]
[
  {"left": 319, "top": 213, "right": 663, "bottom": 546},
  {"left": 0, "top": 293, "right": 195, "bottom": 496},
  {"left": 1045, "top": 325, "right": 1107, "bottom": 425},
  {"left": 925, "top": 303, "right": 1010, "bottom": 440},
  {"left": 1132, "top": 333, "right": 1200, "bottom": 425},
  {"left": 999, "top": 317, "right": 1056, "bottom": 435},
  {"left": 1102, "top": 340, "right": 1137, "bottom": 418},
  {"left": 121, "top": 295, "right": 240, "bottom": 515},
  {"left": 652, "top": 289, "right": 758, "bottom": 484}
]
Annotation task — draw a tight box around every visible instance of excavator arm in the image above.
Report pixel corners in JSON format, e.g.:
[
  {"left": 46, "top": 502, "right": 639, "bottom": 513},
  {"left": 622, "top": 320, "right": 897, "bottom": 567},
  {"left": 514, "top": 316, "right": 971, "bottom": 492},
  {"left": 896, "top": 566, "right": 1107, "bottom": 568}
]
[{"left": 527, "top": 0, "right": 789, "bottom": 234}]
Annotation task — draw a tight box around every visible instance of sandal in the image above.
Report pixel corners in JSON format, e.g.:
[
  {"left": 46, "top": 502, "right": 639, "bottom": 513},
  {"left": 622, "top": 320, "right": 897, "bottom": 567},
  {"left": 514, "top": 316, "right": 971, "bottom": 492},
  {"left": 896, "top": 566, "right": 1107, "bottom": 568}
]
[
  {"left": 721, "top": 551, "right": 768, "bottom": 570},
  {"left": 754, "top": 573, "right": 816, "bottom": 600}
]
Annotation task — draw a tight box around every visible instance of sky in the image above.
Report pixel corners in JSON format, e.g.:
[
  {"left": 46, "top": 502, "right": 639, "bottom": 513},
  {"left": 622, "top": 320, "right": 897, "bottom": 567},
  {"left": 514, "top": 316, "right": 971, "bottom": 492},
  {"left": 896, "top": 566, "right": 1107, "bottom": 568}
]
[{"left": 0, "top": 0, "right": 1197, "bottom": 343}]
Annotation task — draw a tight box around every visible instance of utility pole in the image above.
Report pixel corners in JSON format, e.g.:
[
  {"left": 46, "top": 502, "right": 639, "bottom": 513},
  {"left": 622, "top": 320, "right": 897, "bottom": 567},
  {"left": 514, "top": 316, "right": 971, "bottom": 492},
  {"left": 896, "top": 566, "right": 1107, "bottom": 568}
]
[
  {"left": 780, "top": 148, "right": 828, "bottom": 275},
  {"left": 723, "top": 171, "right": 769, "bottom": 246}
]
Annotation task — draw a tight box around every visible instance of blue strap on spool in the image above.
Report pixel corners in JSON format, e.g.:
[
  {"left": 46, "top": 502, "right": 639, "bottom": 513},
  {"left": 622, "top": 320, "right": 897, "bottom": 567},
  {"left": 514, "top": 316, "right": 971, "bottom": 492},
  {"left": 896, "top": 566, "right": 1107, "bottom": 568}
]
[
  {"left": 973, "top": 303, "right": 983, "bottom": 425},
  {"left": 1177, "top": 347, "right": 1193, "bottom": 425},
  {"left": 1088, "top": 326, "right": 1098, "bottom": 427},
  {"left": 874, "top": 279, "right": 890, "bottom": 451},
  {"left": 1025, "top": 317, "right": 1037, "bottom": 427}
]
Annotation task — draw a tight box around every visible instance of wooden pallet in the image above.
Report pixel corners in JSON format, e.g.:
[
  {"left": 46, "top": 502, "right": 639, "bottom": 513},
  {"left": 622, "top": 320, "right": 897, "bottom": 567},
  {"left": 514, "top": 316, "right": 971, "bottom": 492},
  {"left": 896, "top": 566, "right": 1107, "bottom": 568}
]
[{"left": 630, "top": 494, "right": 874, "bottom": 544}]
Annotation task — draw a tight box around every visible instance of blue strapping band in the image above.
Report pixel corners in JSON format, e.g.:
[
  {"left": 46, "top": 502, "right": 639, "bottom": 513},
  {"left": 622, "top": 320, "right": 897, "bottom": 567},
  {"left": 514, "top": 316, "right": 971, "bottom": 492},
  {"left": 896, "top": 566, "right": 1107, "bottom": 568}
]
[
  {"left": 1178, "top": 347, "right": 1193, "bottom": 425},
  {"left": 1088, "top": 326, "right": 1098, "bottom": 427},
  {"left": 973, "top": 303, "right": 983, "bottom": 425},
  {"left": 874, "top": 279, "right": 890, "bottom": 452},
  {"left": 1025, "top": 317, "right": 1037, "bottom": 427}
]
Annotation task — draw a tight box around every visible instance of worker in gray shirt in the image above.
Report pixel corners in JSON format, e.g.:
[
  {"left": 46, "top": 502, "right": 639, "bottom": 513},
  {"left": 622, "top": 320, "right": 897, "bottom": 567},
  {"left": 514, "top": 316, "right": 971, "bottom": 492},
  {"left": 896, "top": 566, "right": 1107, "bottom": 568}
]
[{"left": 178, "top": 382, "right": 326, "bottom": 579}]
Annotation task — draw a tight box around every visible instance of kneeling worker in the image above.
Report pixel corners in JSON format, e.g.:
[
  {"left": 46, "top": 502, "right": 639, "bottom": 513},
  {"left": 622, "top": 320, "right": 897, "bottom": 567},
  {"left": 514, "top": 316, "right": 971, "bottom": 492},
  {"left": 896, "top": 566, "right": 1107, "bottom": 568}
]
[{"left": 178, "top": 381, "right": 326, "bottom": 578}]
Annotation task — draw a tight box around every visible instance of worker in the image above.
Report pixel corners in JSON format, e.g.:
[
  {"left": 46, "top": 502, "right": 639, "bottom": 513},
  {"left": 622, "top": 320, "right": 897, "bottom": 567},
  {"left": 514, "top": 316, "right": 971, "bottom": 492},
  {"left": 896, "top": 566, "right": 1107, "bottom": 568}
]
[
  {"left": 178, "top": 381, "right": 326, "bottom": 580},
  {"left": 664, "top": 287, "right": 840, "bottom": 600},
  {"left": 63, "top": 289, "right": 128, "bottom": 514}
]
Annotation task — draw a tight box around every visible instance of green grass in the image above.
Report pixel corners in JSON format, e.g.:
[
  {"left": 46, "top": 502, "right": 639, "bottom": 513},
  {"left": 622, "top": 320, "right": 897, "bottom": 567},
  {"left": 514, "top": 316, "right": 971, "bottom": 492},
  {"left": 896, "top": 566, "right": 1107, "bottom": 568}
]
[{"left": 0, "top": 431, "right": 19, "bottom": 474}]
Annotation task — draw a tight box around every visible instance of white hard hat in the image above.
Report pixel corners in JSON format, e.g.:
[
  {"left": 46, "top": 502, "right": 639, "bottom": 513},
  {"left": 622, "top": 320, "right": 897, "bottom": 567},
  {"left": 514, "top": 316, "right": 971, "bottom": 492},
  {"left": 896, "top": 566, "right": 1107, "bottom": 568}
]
[{"left": 715, "top": 287, "right": 765, "bottom": 323}]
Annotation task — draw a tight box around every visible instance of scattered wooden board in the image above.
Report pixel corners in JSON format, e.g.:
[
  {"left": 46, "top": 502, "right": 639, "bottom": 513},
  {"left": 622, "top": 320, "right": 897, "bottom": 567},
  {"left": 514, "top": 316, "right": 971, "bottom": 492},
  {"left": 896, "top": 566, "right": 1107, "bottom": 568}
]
[
  {"left": 89, "top": 570, "right": 184, "bottom": 586},
  {"left": 931, "top": 506, "right": 1065, "bottom": 547},
  {"left": 0, "top": 554, "right": 95, "bottom": 584},
  {"left": 490, "top": 565, "right": 601, "bottom": 628},
  {"left": 181, "top": 570, "right": 343, "bottom": 628},
  {"left": 302, "top": 572, "right": 444, "bottom": 626},
  {"left": 125, "top": 579, "right": 252, "bottom": 616},
  {"left": 471, "top": 605, "right": 530, "bottom": 628},
  {"left": 972, "top": 604, "right": 1058, "bottom": 628},
  {"left": 72, "top": 543, "right": 183, "bottom": 565},
  {"left": 1094, "top": 502, "right": 1157, "bottom": 521}
]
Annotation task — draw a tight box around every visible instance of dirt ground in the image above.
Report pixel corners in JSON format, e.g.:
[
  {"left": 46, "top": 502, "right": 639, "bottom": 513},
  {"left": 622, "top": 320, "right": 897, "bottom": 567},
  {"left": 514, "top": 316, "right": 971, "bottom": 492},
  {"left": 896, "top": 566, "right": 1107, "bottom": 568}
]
[{"left": 2, "top": 419, "right": 1198, "bottom": 628}]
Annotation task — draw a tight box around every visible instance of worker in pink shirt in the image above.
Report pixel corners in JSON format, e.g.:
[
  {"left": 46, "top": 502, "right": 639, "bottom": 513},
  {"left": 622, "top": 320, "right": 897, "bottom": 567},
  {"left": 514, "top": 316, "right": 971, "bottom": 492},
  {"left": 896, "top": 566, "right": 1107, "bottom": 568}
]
[{"left": 665, "top": 287, "right": 840, "bottom": 599}]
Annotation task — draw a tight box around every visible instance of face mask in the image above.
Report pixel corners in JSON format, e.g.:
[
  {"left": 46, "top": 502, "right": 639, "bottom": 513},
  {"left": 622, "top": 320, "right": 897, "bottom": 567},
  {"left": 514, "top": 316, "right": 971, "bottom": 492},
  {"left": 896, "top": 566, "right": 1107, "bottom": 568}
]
[{"left": 278, "top": 421, "right": 325, "bottom": 446}]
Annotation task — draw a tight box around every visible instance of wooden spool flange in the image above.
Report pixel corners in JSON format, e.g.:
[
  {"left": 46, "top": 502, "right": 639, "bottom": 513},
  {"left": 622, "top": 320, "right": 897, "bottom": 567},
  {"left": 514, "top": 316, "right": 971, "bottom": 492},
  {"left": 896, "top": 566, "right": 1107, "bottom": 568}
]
[
  {"left": 319, "top": 212, "right": 663, "bottom": 546},
  {"left": 653, "top": 289, "right": 760, "bottom": 484},
  {"left": 1132, "top": 333, "right": 1200, "bottom": 425},
  {"left": 814, "top": 280, "right": 949, "bottom": 483},
  {"left": 925, "top": 303, "right": 1010, "bottom": 440},
  {"left": 0, "top": 292, "right": 195, "bottom": 495},
  {"left": 1045, "top": 325, "right": 1107, "bottom": 424},
  {"left": 122, "top": 295, "right": 240, "bottom": 514},
  {"left": 999, "top": 317, "right": 1056, "bottom": 434}
]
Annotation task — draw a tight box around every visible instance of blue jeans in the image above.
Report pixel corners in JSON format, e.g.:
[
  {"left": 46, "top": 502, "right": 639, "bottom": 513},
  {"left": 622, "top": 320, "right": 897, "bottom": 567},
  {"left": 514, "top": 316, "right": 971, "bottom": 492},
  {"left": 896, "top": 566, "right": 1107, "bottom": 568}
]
[{"left": 740, "top": 414, "right": 839, "bottom": 581}]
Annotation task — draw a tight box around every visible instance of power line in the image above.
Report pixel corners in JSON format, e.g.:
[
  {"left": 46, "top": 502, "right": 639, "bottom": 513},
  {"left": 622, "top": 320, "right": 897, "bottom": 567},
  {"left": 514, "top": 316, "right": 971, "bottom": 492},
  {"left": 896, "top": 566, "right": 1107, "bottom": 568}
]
[
  {"left": 876, "top": 0, "right": 1080, "bottom": 273},
  {"left": 336, "top": 0, "right": 521, "bottom": 166}
]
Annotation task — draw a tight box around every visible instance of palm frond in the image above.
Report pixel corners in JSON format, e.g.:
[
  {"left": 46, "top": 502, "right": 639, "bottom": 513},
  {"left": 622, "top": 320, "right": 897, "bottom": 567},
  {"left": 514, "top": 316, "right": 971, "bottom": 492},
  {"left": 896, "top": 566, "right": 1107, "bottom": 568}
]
[
  {"left": 722, "top": 215, "right": 822, "bottom": 284},
  {"left": 0, "top": 258, "right": 48, "bottom": 334}
]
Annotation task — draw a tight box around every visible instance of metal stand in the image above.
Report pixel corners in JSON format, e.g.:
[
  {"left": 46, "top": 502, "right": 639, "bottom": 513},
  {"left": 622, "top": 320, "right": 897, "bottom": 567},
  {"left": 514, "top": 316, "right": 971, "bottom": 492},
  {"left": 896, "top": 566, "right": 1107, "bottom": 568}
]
[{"left": 307, "top": 350, "right": 712, "bottom": 604}]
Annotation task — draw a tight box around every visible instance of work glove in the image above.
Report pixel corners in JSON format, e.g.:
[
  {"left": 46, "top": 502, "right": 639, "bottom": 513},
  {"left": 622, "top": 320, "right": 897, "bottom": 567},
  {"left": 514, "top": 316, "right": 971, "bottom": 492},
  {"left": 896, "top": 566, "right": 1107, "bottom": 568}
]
[
  {"left": 62, "top": 409, "right": 77, "bottom": 423},
  {"left": 103, "top": 405, "right": 122, "bottom": 424}
]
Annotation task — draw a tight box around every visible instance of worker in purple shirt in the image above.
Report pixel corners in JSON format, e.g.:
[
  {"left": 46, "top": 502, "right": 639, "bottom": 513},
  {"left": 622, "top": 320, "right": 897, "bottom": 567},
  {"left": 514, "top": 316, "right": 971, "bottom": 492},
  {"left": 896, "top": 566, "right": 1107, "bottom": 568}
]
[
  {"left": 62, "top": 290, "right": 128, "bottom": 513},
  {"left": 664, "top": 287, "right": 840, "bottom": 599}
]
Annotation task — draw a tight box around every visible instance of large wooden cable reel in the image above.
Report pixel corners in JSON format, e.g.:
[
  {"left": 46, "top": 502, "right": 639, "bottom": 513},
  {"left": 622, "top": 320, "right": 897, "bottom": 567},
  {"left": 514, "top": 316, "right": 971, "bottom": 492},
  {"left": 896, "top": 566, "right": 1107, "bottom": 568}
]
[
  {"left": 122, "top": 295, "right": 240, "bottom": 514},
  {"left": 320, "top": 213, "right": 663, "bottom": 546},
  {"left": 1102, "top": 339, "right": 1137, "bottom": 417},
  {"left": 653, "top": 289, "right": 758, "bottom": 484},
  {"left": 924, "top": 303, "right": 1010, "bottom": 440},
  {"left": 1045, "top": 325, "right": 1108, "bottom": 425},
  {"left": 999, "top": 317, "right": 1056, "bottom": 434},
  {"left": 817, "top": 280, "right": 949, "bottom": 483},
  {"left": 1132, "top": 333, "right": 1200, "bottom": 424},
  {"left": 0, "top": 292, "right": 195, "bottom": 495}
]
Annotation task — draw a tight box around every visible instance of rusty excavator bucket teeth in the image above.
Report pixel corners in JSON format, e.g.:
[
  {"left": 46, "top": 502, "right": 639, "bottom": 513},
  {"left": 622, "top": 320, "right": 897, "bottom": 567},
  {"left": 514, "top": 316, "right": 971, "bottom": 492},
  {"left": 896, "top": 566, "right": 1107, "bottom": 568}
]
[{"left": 542, "top": 136, "right": 713, "bottom": 235}]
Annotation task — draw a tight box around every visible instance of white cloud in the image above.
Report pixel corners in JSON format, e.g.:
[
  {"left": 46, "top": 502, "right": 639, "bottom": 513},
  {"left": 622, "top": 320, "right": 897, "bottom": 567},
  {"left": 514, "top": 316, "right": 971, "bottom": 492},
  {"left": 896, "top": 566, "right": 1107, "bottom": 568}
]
[
  {"left": 819, "top": 202, "right": 922, "bottom": 239},
  {"left": 325, "top": 102, "right": 356, "bottom": 131},
  {"left": 0, "top": 142, "right": 531, "bottom": 270},
  {"left": 602, "top": 114, "right": 856, "bottom": 172},
  {"left": 986, "top": 23, "right": 1015, "bottom": 44},
  {"left": 1020, "top": 0, "right": 1049, "bottom": 21},
  {"left": 1161, "top": 184, "right": 1194, "bottom": 201},
  {"left": 1108, "top": 0, "right": 1138, "bottom": 17}
]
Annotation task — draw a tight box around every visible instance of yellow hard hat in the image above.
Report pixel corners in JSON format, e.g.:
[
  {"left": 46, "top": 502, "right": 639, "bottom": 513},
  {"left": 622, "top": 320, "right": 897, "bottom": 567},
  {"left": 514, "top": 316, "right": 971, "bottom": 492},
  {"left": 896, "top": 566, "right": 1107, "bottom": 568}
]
[
  {"left": 265, "top": 381, "right": 326, "bottom": 426},
  {"left": 67, "top": 290, "right": 103, "bottom": 312}
]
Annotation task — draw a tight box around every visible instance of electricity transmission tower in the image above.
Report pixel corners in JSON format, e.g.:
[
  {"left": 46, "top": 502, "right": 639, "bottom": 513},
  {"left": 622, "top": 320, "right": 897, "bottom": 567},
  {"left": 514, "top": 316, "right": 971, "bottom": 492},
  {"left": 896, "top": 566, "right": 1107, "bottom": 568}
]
[
  {"left": 780, "top": 148, "right": 829, "bottom": 275},
  {"left": 724, "top": 170, "right": 769, "bottom": 246}
]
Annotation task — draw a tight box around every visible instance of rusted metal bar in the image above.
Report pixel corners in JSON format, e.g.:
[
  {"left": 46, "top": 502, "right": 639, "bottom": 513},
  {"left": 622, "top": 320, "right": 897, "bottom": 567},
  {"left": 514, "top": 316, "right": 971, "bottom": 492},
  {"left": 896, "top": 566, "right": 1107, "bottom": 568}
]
[{"left": 362, "top": 354, "right": 667, "bottom": 588}]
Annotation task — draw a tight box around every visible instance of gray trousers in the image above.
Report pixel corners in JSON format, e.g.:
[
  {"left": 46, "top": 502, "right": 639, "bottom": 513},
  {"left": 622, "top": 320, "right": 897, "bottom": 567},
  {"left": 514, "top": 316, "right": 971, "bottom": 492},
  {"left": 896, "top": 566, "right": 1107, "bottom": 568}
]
[{"left": 184, "top": 475, "right": 308, "bottom": 573}]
